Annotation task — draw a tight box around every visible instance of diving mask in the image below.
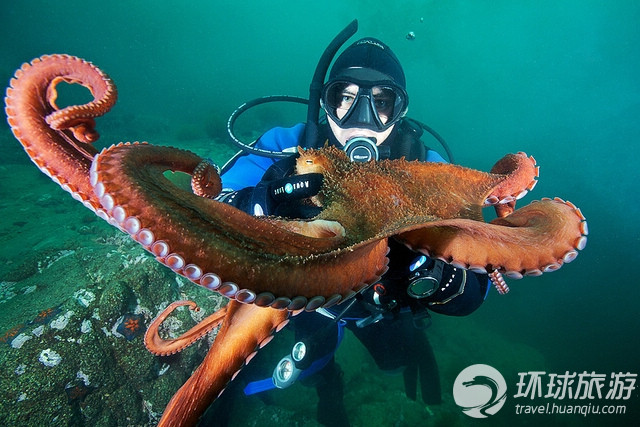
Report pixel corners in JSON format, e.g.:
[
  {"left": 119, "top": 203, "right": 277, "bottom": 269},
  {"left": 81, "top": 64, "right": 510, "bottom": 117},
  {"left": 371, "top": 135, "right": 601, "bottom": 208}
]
[{"left": 321, "top": 80, "right": 408, "bottom": 132}]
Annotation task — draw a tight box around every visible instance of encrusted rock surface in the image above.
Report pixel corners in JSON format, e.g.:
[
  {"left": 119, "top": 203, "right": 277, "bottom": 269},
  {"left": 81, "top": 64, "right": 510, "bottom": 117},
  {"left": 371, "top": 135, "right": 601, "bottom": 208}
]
[{"left": 0, "top": 218, "right": 224, "bottom": 426}]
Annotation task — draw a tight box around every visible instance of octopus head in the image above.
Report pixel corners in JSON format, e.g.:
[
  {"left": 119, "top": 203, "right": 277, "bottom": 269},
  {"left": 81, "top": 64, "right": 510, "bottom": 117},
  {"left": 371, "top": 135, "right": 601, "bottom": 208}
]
[{"left": 296, "top": 145, "right": 348, "bottom": 176}]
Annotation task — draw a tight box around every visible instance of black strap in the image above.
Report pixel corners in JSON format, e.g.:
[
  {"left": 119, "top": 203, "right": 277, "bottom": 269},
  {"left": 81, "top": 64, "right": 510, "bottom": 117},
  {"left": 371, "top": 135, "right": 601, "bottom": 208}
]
[{"left": 271, "top": 173, "right": 324, "bottom": 202}]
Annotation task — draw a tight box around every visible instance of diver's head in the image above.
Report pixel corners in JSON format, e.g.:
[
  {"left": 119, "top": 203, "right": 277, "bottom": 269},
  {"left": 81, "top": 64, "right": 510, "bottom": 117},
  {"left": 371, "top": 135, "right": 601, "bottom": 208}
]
[{"left": 321, "top": 38, "right": 408, "bottom": 152}]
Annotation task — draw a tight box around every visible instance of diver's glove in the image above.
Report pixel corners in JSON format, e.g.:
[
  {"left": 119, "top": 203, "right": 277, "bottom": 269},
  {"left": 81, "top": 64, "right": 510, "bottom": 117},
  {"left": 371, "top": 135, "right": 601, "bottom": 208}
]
[
  {"left": 217, "top": 173, "right": 323, "bottom": 217},
  {"left": 215, "top": 187, "right": 253, "bottom": 212},
  {"left": 218, "top": 154, "right": 324, "bottom": 218},
  {"left": 216, "top": 173, "right": 322, "bottom": 218},
  {"left": 406, "top": 254, "right": 489, "bottom": 317},
  {"left": 406, "top": 255, "right": 445, "bottom": 300},
  {"left": 250, "top": 173, "right": 323, "bottom": 217}
]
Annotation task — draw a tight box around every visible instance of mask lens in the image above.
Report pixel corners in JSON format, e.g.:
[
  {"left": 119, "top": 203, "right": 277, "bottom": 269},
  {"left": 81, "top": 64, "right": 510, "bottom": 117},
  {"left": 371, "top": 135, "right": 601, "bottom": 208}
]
[
  {"left": 322, "top": 81, "right": 407, "bottom": 130},
  {"left": 323, "top": 82, "right": 356, "bottom": 116},
  {"left": 372, "top": 86, "right": 405, "bottom": 124}
]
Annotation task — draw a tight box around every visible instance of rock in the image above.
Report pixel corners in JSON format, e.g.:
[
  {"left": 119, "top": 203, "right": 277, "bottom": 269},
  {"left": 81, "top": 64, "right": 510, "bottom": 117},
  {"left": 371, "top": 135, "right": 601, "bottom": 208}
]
[{"left": 0, "top": 226, "right": 225, "bottom": 425}]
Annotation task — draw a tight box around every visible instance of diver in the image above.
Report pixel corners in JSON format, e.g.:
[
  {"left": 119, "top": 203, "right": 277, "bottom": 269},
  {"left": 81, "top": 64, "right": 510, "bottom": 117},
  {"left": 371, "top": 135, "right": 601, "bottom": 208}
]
[{"left": 207, "top": 34, "right": 490, "bottom": 427}]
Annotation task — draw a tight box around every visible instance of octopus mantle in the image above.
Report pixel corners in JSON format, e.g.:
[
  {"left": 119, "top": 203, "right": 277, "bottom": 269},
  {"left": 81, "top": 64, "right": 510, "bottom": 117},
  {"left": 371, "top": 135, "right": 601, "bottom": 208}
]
[{"left": 4, "top": 55, "right": 587, "bottom": 426}]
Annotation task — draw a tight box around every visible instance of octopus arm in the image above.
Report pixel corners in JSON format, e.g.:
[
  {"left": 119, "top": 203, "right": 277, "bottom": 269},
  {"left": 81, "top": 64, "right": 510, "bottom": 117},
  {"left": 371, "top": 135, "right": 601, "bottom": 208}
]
[
  {"left": 4, "top": 55, "right": 117, "bottom": 205},
  {"left": 144, "top": 301, "right": 228, "bottom": 356},
  {"left": 93, "top": 143, "right": 390, "bottom": 307},
  {"left": 487, "top": 152, "right": 539, "bottom": 203},
  {"left": 396, "top": 198, "right": 587, "bottom": 277},
  {"left": 156, "top": 301, "right": 289, "bottom": 427}
]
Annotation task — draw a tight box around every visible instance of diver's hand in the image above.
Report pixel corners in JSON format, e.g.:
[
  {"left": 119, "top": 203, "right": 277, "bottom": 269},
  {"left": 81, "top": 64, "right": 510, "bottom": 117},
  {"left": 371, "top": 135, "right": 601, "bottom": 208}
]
[
  {"left": 267, "top": 173, "right": 324, "bottom": 203},
  {"left": 406, "top": 256, "right": 444, "bottom": 300},
  {"left": 405, "top": 253, "right": 488, "bottom": 316},
  {"left": 251, "top": 173, "right": 323, "bottom": 217}
]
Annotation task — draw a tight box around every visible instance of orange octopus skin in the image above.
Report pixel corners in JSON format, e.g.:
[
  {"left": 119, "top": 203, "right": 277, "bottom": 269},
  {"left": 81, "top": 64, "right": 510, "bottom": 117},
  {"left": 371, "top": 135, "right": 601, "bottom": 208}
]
[
  {"left": 297, "top": 147, "right": 586, "bottom": 277},
  {"left": 144, "top": 301, "right": 229, "bottom": 356},
  {"left": 5, "top": 54, "right": 117, "bottom": 211},
  {"left": 91, "top": 142, "right": 389, "bottom": 308},
  {"left": 4, "top": 55, "right": 588, "bottom": 427},
  {"left": 148, "top": 301, "right": 289, "bottom": 427},
  {"left": 3, "top": 55, "right": 388, "bottom": 427}
]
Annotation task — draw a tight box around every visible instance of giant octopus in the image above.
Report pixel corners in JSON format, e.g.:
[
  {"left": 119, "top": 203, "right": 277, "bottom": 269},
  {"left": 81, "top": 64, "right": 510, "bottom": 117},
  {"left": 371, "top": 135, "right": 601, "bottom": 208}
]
[{"left": 4, "top": 55, "right": 587, "bottom": 426}]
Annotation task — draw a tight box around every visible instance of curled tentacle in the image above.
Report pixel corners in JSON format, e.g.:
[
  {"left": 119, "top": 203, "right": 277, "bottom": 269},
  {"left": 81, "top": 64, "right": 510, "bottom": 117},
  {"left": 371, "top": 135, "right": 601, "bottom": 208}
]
[
  {"left": 44, "top": 65, "right": 117, "bottom": 141},
  {"left": 144, "top": 301, "right": 228, "bottom": 356},
  {"left": 489, "top": 270, "right": 510, "bottom": 294},
  {"left": 485, "top": 152, "right": 539, "bottom": 217},
  {"left": 192, "top": 159, "right": 222, "bottom": 198},
  {"left": 5, "top": 54, "right": 117, "bottom": 210},
  {"left": 157, "top": 301, "right": 289, "bottom": 427}
]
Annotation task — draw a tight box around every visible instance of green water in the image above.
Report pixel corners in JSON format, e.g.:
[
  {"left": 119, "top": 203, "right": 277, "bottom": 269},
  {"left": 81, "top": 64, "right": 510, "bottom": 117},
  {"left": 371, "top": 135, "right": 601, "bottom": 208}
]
[{"left": 1, "top": 1, "right": 638, "bottom": 425}]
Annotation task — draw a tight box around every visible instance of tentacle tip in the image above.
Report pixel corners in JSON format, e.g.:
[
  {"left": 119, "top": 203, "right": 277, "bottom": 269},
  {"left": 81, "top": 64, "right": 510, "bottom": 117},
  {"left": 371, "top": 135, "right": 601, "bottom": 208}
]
[
  {"left": 489, "top": 270, "right": 510, "bottom": 294},
  {"left": 71, "top": 125, "right": 100, "bottom": 143},
  {"left": 192, "top": 159, "right": 222, "bottom": 198}
]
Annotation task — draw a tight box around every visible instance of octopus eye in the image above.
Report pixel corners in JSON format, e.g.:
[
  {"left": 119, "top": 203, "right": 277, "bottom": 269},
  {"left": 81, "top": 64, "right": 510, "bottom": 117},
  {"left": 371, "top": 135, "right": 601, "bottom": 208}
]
[{"left": 305, "top": 159, "right": 314, "bottom": 165}]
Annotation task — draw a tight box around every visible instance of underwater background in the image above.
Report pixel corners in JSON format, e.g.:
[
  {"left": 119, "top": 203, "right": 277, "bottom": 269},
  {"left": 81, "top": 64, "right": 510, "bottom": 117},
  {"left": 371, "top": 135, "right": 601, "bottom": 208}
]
[{"left": 0, "top": 1, "right": 638, "bottom": 426}]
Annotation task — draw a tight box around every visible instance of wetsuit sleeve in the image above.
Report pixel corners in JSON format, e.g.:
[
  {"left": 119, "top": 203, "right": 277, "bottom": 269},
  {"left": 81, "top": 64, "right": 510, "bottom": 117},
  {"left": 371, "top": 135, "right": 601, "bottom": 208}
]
[
  {"left": 216, "top": 123, "right": 321, "bottom": 216},
  {"left": 420, "top": 262, "right": 490, "bottom": 316},
  {"left": 220, "top": 123, "right": 305, "bottom": 191},
  {"left": 424, "top": 149, "right": 446, "bottom": 163},
  {"left": 384, "top": 239, "right": 489, "bottom": 317}
]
